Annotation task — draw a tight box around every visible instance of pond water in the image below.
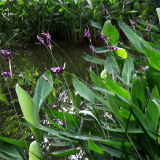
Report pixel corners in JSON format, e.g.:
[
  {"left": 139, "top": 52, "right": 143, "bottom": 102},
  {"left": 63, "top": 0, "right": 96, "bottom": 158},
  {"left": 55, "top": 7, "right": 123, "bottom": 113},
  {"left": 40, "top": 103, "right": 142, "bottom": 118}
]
[{"left": 0, "top": 41, "right": 105, "bottom": 159}]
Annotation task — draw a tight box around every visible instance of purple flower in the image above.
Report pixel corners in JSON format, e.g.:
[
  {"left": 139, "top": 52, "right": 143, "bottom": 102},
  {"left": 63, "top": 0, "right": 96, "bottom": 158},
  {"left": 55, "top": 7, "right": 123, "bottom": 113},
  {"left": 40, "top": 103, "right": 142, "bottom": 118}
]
[
  {"left": 1, "top": 72, "right": 10, "bottom": 78},
  {"left": 89, "top": 45, "right": 96, "bottom": 54},
  {"left": 50, "top": 63, "right": 66, "bottom": 74},
  {"left": 84, "top": 29, "right": 91, "bottom": 40},
  {"left": 102, "top": 5, "right": 108, "bottom": 14},
  {"left": 130, "top": 20, "right": 136, "bottom": 29},
  {"left": 145, "top": 26, "right": 151, "bottom": 33},
  {"left": 37, "top": 35, "right": 44, "bottom": 44},
  {"left": 100, "top": 31, "right": 108, "bottom": 44},
  {"left": 0, "top": 50, "right": 12, "bottom": 61},
  {"left": 108, "top": 46, "right": 117, "bottom": 51}
]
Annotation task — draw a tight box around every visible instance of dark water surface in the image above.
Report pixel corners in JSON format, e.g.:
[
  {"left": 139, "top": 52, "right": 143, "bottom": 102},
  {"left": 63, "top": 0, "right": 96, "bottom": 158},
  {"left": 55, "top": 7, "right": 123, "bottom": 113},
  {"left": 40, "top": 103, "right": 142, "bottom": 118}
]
[{"left": 0, "top": 41, "right": 104, "bottom": 159}]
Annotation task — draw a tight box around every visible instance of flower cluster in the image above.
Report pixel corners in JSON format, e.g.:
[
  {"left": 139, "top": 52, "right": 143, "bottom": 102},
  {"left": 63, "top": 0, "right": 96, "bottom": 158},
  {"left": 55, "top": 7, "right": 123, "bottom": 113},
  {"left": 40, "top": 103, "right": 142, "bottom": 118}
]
[
  {"left": 145, "top": 26, "right": 151, "bottom": 33},
  {"left": 50, "top": 63, "right": 66, "bottom": 74},
  {"left": 84, "top": 29, "right": 91, "bottom": 40},
  {"left": 37, "top": 33, "right": 52, "bottom": 49},
  {"left": 89, "top": 45, "right": 96, "bottom": 54},
  {"left": 0, "top": 50, "right": 12, "bottom": 61},
  {"left": 130, "top": 20, "right": 136, "bottom": 29},
  {"left": 102, "top": 5, "right": 108, "bottom": 14},
  {"left": 1, "top": 72, "right": 10, "bottom": 78},
  {"left": 100, "top": 31, "right": 108, "bottom": 44},
  {"left": 108, "top": 46, "right": 117, "bottom": 51}
]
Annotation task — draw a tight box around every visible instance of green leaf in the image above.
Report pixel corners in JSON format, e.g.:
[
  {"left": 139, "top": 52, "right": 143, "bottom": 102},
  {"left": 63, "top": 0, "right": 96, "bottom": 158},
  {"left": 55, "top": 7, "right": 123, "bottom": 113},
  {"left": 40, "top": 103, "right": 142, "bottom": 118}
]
[
  {"left": 15, "top": 84, "right": 43, "bottom": 143},
  {"left": 0, "top": 137, "right": 30, "bottom": 148},
  {"left": 146, "top": 86, "right": 159, "bottom": 128},
  {"left": 132, "top": 104, "right": 157, "bottom": 140},
  {"left": 109, "top": 0, "right": 115, "bottom": 4},
  {"left": 131, "top": 77, "right": 146, "bottom": 110},
  {"left": 102, "top": 145, "right": 135, "bottom": 159},
  {"left": 145, "top": 66, "right": 160, "bottom": 91},
  {"left": 105, "top": 78, "right": 131, "bottom": 100},
  {"left": 139, "top": 38, "right": 160, "bottom": 70},
  {"left": 22, "top": 119, "right": 132, "bottom": 147},
  {"left": 104, "top": 53, "right": 120, "bottom": 80},
  {"left": 151, "top": 32, "right": 160, "bottom": 47},
  {"left": 88, "top": 139, "right": 104, "bottom": 155},
  {"left": 50, "top": 149, "right": 79, "bottom": 156},
  {"left": 134, "top": 2, "right": 140, "bottom": 10},
  {"left": 102, "top": 20, "right": 119, "bottom": 45},
  {"left": 106, "top": 127, "right": 143, "bottom": 133},
  {"left": 118, "top": 16, "right": 146, "bottom": 54},
  {"left": 114, "top": 48, "right": 127, "bottom": 58},
  {"left": 122, "top": 54, "right": 134, "bottom": 85},
  {"left": 156, "top": 8, "right": 160, "bottom": 25},
  {"left": 0, "top": 94, "right": 8, "bottom": 104},
  {"left": 72, "top": 75, "right": 94, "bottom": 103},
  {"left": 91, "top": 21, "right": 102, "bottom": 30},
  {"left": 33, "top": 70, "right": 53, "bottom": 111},
  {"left": 0, "top": 141, "right": 26, "bottom": 160},
  {"left": 0, "top": 2, "right": 6, "bottom": 5},
  {"left": 51, "top": 141, "right": 70, "bottom": 147},
  {"left": 29, "top": 141, "right": 42, "bottom": 160},
  {"left": 119, "top": 109, "right": 135, "bottom": 121},
  {"left": 90, "top": 69, "right": 107, "bottom": 89},
  {"left": 83, "top": 53, "right": 105, "bottom": 65},
  {"left": 106, "top": 92, "right": 126, "bottom": 125}
]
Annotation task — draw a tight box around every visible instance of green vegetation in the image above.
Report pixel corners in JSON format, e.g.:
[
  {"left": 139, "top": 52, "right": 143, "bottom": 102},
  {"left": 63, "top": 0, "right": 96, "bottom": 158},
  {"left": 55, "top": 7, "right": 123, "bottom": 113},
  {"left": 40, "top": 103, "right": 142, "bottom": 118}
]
[{"left": 1, "top": 0, "right": 160, "bottom": 159}]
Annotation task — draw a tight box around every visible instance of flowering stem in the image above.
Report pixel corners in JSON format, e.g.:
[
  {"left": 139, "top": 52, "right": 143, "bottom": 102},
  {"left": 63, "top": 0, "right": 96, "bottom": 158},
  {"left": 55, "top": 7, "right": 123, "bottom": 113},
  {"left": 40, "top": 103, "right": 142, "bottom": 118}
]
[{"left": 9, "top": 59, "right": 12, "bottom": 78}]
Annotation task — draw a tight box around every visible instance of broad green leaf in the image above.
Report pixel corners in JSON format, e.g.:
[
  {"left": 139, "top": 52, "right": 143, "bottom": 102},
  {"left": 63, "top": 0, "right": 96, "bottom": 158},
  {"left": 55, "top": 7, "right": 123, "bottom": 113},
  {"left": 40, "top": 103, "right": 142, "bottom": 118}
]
[
  {"left": 122, "top": 54, "right": 134, "bottom": 85},
  {"left": 106, "top": 127, "right": 143, "bottom": 133},
  {"left": 72, "top": 75, "right": 94, "bottom": 103},
  {"left": 137, "top": 17, "right": 159, "bottom": 31},
  {"left": 105, "top": 53, "right": 120, "bottom": 80},
  {"left": 15, "top": 84, "right": 43, "bottom": 143},
  {"left": 0, "top": 141, "right": 26, "bottom": 160},
  {"left": 33, "top": 70, "right": 53, "bottom": 111},
  {"left": 83, "top": 53, "right": 105, "bottom": 65},
  {"left": 119, "top": 109, "right": 135, "bottom": 121},
  {"left": 91, "top": 21, "right": 102, "bottom": 29},
  {"left": 29, "top": 141, "right": 42, "bottom": 160},
  {"left": 134, "top": 2, "right": 140, "bottom": 10},
  {"left": 43, "top": 108, "right": 80, "bottom": 123},
  {"left": 146, "top": 86, "right": 159, "bottom": 128},
  {"left": 0, "top": 137, "right": 30, "bottom": 148},
  {"left": 131, "top": 77, "right": 146, "bottom": 110},
  {"left": 118, "top": 16, "right": 147, "bottom": 54},
  {"left": 106, "top": 92, "right": 126, "bottom": 125},
  {"left": 50, "top": 149, "right": 79, "bottom": 156},
  {"left": 144, "top": 66, "right": 160, "bottom": 91},
  {"left": 156, "top": 8, "right": 160, "bottom": 25},
  {"left": 0, "top": 94, "right": 8, "bottom": 104},
  {"left": 140, "top": 38, "right": 160, "bottom": 70},
  {"left": 151, "top": 32, "right": 160, "bottom": 47},
  {"left": 109, "top": 0, "right": 115, "bottom": 5},
  {"left": 105, "top": 78, "right": 131, "bottom": 100},
  {"left": 114, "top": 48, "right": 127, "bottom": 58},
  {"left": 0, "top": 2, "right": 6, "bottom": 5},
  {"left": 89, "top": 69, "right": 106, "bottom": 89},
  {"left": 88, "top": 139, "right": 104, "bottom": 155},
  {"left": 132, "top": 104, "right": 157, "bottom": 140},
  {"left": 102, "top": 20, "right": 119, "bottom": 45}
]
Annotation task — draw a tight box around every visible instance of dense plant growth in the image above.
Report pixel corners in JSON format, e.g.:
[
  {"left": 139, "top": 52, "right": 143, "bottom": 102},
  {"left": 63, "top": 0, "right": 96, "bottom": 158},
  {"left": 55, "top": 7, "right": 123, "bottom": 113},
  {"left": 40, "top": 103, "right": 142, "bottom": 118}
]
[{"left": 1, "top": 0, "right": 160, "bottom": 160}]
